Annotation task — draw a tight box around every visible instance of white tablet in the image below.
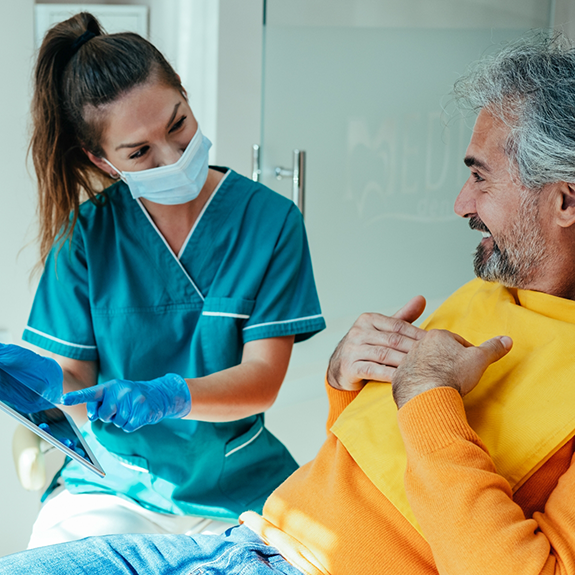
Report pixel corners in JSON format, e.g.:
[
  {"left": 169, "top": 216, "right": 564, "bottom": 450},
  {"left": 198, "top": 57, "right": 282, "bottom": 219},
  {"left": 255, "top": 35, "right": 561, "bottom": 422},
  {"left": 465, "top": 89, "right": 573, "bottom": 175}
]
[{"left": 0, "top": 370, "right": 105, "bottom": 478}]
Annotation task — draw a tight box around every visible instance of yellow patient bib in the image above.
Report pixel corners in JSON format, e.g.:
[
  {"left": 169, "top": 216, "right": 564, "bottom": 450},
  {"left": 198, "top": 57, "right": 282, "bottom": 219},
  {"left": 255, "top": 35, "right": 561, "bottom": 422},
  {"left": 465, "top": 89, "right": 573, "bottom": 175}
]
[{"left": 332, "top": 279, "right": 575, "bottom": 536}]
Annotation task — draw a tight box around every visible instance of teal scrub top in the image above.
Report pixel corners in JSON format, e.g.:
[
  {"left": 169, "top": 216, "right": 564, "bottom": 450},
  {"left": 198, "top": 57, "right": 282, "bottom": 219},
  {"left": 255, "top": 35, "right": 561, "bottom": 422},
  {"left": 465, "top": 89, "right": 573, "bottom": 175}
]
[{"left": 23, "top": 168, "right": 326, "bottom": 520}]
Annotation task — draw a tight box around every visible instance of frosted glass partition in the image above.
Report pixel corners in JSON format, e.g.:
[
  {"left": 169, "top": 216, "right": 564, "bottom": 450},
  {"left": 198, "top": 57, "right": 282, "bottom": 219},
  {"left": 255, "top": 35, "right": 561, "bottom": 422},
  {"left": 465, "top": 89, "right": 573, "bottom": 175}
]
[
  {"left": 261, "top": 0, "right": 552, "bottom": 326},
  {"left": 265, "top": 0, "right": 551, "bottom": 29}
]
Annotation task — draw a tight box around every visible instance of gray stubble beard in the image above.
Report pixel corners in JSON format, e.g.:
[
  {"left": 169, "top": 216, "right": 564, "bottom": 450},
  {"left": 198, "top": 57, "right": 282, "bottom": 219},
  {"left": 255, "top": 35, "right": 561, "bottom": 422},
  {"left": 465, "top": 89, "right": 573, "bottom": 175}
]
[{"left": 473, "top": 190, "right": 547, "bottom": 289}]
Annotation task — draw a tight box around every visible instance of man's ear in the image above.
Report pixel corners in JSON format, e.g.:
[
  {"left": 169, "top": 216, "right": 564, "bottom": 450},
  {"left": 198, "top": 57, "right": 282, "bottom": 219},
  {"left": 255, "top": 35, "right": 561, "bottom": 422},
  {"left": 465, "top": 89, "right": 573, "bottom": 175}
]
[
  {"left": 84, "top": 148, "right": 118, "bottom": 178},
  {"left": 553, "top": 181, "right": 575, "bottom": 228}
]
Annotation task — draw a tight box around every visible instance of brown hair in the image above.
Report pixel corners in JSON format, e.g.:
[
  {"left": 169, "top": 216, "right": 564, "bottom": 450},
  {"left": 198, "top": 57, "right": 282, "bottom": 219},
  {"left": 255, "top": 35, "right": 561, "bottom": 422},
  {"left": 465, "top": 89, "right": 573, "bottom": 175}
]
[{"left": 31, "top": 12, "right": 182, "bottom": 266}]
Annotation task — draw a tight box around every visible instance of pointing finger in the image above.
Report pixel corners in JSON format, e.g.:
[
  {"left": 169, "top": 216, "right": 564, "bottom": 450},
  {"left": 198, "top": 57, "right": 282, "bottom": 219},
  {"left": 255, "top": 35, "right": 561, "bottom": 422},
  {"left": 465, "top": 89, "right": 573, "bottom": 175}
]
[{"left": 61, "top": 386, "right": 105, "bottom": 406}]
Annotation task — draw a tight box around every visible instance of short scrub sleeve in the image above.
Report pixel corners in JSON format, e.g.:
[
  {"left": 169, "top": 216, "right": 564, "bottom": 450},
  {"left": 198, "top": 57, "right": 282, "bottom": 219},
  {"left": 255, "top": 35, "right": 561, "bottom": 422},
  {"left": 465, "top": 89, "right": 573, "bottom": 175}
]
[
  {"left": 23, "top": 233, "right": 98, "bottom": 361},
  {"left": 242, "top": 205, "right": 326, "bottom": 344}
]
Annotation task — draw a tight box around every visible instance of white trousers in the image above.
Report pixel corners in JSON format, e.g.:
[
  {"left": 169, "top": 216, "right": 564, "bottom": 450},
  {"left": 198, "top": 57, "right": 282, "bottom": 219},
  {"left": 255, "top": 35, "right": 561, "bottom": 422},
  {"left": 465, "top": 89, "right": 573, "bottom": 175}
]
[{"left": 27, "top": 488, "right": 237, "bottom": 549}]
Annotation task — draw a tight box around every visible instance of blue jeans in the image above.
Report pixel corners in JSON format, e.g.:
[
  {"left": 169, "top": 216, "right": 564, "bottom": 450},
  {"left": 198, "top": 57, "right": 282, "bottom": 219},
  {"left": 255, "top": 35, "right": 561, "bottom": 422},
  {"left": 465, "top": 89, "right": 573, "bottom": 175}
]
[{"left": 0, "top": 524, "right": 303, "bottom": 575}]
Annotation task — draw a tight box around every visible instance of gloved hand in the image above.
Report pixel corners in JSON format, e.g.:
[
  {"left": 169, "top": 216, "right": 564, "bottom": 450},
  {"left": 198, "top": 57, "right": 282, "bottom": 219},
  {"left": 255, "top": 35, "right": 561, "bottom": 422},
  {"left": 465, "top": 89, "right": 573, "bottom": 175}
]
[
  {"left": 37, "top": 423, "right": 86, "bottom": 458},
  {"left": 61, "top": 374, "right": 191, "bottom": 433},
  {"left": 0, "top": 369, "right": 55, "bottom": 413},
  {"left": 0, "top": 343, "right": 63, "bottom": 406}
]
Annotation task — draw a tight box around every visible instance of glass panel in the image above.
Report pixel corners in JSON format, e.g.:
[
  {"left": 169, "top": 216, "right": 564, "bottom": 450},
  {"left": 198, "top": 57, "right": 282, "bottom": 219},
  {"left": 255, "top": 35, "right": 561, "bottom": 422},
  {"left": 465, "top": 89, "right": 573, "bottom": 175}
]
[
  {"left": 265, "top": 0, "right": 551, "bottom": 28},
  {"left": 262, "top": 0, "right": 552, "bottom": 325},
  {"left": 262, "top": 0, "right": 552, "bottom": 463}
]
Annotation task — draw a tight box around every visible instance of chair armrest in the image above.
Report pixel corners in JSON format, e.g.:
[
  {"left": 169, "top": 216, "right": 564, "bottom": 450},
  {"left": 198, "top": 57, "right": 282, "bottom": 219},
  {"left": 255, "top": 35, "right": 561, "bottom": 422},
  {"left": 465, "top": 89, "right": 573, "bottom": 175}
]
[{"left": 12, "top": 424, "right": 46, "bottom": 491}]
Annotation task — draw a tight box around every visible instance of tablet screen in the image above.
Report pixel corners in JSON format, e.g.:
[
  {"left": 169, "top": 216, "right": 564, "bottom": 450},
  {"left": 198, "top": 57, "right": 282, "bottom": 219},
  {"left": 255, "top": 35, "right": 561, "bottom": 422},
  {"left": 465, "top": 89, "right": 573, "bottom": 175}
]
[{"left": 0, "top": 369, "right": 105, "bottom": 477}]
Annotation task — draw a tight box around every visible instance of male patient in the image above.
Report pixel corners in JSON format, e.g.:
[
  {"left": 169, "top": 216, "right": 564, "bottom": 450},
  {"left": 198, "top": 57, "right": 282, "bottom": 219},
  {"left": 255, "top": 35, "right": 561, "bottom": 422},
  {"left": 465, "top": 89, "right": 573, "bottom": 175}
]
[{"left": 3, "top": 33, "right": 575, "bottom": 575}]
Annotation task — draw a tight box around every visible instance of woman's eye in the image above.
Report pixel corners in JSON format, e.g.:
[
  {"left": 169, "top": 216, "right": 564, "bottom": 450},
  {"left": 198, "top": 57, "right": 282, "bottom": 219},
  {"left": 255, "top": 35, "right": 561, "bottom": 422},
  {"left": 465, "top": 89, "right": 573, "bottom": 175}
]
[
  {"left": 129, "top": 146, "right": 149, "bottom": 160},
  {"left": 169, "top": 116, "right": 187, "bottom": 133}
]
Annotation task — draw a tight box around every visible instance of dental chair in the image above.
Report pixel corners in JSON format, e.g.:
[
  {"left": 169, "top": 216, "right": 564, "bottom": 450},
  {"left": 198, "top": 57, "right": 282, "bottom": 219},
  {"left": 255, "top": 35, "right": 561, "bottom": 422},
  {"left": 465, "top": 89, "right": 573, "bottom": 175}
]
[{"left": 12, "top": 424, "right": 47, "bottom": 491}]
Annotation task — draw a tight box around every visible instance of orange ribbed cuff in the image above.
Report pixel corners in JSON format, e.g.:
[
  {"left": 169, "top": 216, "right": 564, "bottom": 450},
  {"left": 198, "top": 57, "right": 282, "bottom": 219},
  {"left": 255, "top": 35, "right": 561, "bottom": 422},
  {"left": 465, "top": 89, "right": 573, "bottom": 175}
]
[
  {"left": 398, "top": 386, "right": 479, "bottom": 458},
  {"left": 324, "top": 375, "right": 361, "bottom": 430}
]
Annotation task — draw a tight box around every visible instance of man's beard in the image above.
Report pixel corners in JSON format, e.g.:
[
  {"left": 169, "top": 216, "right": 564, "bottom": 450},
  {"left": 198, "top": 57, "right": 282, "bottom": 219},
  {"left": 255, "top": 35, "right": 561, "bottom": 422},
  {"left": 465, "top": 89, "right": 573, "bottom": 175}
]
[{"left": 471, "top": 192, "right": 546, "bottom": 289}]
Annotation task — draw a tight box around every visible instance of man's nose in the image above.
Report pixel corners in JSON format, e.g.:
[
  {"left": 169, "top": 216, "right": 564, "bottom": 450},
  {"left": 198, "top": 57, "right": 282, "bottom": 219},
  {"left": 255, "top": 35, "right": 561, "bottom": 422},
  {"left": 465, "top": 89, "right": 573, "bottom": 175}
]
[{"left": 454, "top": 178, "right": 476, "bottom": 218}]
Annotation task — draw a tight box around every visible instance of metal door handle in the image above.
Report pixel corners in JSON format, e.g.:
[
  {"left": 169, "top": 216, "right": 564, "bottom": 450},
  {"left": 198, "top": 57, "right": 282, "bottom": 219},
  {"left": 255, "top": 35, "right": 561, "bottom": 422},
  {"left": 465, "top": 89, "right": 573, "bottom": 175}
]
[
  {"left": 275, "top": 149, "right": 306, "bottom": 217},
  {"left": 251, "top": 144, "right": 261, "bottom": 182}
]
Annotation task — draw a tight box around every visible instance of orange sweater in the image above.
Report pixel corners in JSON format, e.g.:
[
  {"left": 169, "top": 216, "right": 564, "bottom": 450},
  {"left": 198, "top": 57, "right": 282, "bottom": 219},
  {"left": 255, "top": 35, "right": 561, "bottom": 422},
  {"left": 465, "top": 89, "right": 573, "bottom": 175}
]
[{"left": 241, "top": 383, "right": 575, "bottom": 575}]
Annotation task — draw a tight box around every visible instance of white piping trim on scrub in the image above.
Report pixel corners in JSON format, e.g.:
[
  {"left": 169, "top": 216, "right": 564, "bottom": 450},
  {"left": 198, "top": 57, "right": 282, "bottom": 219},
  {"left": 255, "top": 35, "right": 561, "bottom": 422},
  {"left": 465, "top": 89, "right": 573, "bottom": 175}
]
[
  {"left": 242, "top": 314, "right": 324, "bottom": 332},
  {"left": 225, "top": 426, "right": 264, "bottom": 457},
  {"left": 24, "top": 326, "right": 97, "bottom": 350},
  {"left": 117, "top": 461, "right": 149, "bottom": 473},
  {"left": 202, "top": 311, "right": 250, "bottom": 319},
  {"left": 136, "top": 199, "right": 205, "bottom": 301},
  {"left": 177, "top": 170, "right": 230, "bottom": 260}
]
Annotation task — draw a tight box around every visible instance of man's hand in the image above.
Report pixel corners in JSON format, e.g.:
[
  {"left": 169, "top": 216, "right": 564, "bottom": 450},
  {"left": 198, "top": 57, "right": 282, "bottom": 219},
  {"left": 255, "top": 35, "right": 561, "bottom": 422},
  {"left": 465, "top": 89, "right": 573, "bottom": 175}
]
[
  {"left": 392, "top": 329, "right": 513, "bottom": 409},
  {"left": 327, "top": 296, "right": 427, "bottom": 391}
]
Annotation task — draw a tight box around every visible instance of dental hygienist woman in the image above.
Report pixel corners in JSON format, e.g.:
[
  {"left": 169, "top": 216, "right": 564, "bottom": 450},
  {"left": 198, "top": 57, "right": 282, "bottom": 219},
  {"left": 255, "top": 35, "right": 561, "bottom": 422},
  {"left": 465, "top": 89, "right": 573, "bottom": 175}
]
[{"left": 19, "top": 12, "right": 325, "bottom": 547}]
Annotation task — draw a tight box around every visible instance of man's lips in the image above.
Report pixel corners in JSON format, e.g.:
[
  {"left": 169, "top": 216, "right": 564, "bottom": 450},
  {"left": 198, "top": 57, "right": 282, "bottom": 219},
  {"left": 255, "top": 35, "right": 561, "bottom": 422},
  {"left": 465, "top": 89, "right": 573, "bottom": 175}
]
[{"left": 469, "top": 216, "right": 492, "bottom": 242}]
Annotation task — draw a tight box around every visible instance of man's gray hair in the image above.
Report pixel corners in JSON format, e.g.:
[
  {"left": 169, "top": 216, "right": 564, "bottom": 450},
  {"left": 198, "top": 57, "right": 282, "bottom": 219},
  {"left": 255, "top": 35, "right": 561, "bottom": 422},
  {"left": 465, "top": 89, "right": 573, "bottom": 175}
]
[{"left": 454, "top": 33, "right": 575, "bottom": 190}]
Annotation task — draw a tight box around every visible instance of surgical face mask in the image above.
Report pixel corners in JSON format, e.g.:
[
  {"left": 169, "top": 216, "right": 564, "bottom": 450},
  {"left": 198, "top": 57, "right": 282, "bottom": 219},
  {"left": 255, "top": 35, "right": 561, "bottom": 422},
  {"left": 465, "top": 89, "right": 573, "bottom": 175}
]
[{"left": 103, "top": 126, "right": 212, "bottom": 205}]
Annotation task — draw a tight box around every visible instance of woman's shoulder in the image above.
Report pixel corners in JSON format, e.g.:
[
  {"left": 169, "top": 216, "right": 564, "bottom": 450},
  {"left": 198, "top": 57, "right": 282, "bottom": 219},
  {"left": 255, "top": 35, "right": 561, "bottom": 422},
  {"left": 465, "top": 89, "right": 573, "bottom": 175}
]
[
  {"left": 77, "top": 181, "right": 125, "bottom": 216},
  {"left": 221, "top": 168, "right": 298, "bottom": 216},
  {"left": 67, "top": 181, "right": 129, "bottom": 245}
]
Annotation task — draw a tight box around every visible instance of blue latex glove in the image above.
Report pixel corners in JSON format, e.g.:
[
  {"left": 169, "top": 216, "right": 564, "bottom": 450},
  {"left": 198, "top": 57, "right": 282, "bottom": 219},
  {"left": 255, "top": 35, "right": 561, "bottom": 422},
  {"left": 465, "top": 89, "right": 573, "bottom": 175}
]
[
  {"left": 0, "top": 343, "right": 63, "bottom": 406},
  {"left": 37, "top": 423, "right": 86, "bottom": 458},
  {"left": 61, "top": 374, "right": 191, "bottom": 433},
  {"left": 0, "top": 369, "right": 54, "bottom": 413}
]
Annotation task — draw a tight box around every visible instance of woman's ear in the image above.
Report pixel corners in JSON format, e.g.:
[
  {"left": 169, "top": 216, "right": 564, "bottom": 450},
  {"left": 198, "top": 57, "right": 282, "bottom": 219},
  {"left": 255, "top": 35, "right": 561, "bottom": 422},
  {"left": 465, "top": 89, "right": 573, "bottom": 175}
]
[
  {"left": 83, "top": 148, "right": 119, "bottom": 178},
  {"left": 556, "top": 181, "right": 575, "bottom": 228}
]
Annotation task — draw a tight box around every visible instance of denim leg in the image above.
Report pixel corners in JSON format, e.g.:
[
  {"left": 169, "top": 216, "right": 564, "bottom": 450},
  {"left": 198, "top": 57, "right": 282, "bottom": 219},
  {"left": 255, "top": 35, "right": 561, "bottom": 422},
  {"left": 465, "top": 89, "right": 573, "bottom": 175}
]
[{"left": 0, "top": 525, "right": 303, "bottom": 575}]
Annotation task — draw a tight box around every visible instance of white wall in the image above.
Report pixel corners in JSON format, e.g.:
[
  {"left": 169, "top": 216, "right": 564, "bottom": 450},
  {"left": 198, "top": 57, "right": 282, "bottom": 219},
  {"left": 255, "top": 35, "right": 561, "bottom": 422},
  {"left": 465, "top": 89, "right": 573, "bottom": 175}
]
[{"left": 0, "top": 0, "right": 45, "bottom": 557}]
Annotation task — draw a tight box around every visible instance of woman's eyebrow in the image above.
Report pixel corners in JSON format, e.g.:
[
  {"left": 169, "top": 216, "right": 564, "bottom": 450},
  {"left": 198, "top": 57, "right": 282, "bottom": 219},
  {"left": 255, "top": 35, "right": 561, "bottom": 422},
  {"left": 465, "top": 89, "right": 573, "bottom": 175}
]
[
  {"left": 165, "top": 102, "right": 181, "bottom": 129},
  {"left": 116, "top": 140, "right": 147, "bottom": 151},
  {"left": 115, "top": 103, "right": 182, "bottom": 150}
]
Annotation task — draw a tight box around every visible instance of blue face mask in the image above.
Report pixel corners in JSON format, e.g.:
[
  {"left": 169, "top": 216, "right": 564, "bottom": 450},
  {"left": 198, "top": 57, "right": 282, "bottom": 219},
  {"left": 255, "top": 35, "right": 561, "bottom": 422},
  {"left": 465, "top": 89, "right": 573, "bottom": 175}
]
[{"left": 103, "top": 126, "right": 212, "bottom": 205}]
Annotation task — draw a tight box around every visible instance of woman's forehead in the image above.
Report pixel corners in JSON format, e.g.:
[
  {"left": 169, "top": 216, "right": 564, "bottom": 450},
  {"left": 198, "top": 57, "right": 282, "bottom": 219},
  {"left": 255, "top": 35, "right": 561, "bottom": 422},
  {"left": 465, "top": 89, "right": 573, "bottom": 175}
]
[{"left": 100, "top": 82, "right": 190, "bottom": 147}]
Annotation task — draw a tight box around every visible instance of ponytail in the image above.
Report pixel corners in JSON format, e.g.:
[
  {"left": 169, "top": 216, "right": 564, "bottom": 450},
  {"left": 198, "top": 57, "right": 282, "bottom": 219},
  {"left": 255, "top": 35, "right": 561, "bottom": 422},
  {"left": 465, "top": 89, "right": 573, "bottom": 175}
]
[{"left": 30, "top": 12, "right": 182, "bottom": 266}]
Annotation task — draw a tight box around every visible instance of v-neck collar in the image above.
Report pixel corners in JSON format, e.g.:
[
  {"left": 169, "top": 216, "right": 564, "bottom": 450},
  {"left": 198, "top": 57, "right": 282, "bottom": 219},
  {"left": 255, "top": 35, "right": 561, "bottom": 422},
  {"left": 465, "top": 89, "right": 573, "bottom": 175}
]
[
  {"left": 135, "top": 199, "right": 205, "bottom": 301},
  {"left": 131, "top": 170, "right": 231, "bottom": 303},
  {"left": 177, "top": 170, "right": 230, "bottom": 259}
]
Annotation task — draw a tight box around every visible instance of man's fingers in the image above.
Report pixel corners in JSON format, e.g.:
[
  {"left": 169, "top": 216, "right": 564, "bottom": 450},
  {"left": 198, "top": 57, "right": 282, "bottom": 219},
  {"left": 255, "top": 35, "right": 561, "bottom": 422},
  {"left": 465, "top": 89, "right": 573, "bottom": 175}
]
[
  {"left": 392, "top": 295, "right": 426, "bottom": 325},
  {"left": 354, "top": 361, "right": 396, "bottom": 384},
  {"left": 359, "top": 313, "right": 426, "bottom": 343},
  {"left": 356, "top": 345, "right": 408, "bottom": 368},
  {"left": 450, "top": 331, "right": 474, "bottom": 348},
  {"left": 477, "top": 336, "right": 513, "bottom": 366},
  {"left": 61, "top": 386, "right": 104, "bottom": 406}
]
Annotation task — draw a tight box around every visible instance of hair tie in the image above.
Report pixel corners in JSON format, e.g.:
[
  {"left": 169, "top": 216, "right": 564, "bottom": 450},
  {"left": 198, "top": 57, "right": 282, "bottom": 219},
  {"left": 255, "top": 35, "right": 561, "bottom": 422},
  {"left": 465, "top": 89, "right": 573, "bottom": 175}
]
[{"left": 71, "top": 31, "right": 96, "bottom": 55}]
